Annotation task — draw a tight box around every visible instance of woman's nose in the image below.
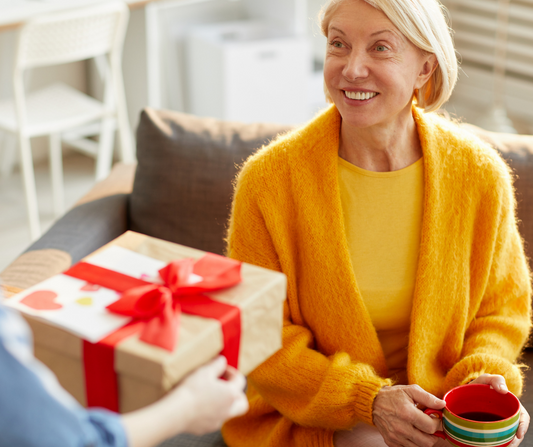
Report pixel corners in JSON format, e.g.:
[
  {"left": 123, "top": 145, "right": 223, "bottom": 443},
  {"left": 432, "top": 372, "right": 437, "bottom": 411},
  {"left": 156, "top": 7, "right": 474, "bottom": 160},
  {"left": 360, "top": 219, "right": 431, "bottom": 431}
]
[{"left": 342, "top": 51, "right": 370, "bottom": 80}]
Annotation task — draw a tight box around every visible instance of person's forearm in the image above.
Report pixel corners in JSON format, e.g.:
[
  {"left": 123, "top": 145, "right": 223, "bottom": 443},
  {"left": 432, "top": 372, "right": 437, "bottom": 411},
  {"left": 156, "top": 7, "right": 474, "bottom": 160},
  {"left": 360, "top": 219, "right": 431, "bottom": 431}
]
[
  {"left": 121, "top": 357, "right": 248, "bottom": 447},
  {"left": 121, "top": 387, "right": 193, "bottom": 447}
]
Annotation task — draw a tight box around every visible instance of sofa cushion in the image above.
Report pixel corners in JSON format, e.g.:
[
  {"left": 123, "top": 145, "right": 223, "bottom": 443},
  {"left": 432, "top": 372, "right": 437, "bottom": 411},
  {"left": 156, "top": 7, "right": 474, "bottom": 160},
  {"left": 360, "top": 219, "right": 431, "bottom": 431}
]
[
  {"left": 461, "top": 123, "right": 533, "bottom": 273},
  {"left": 130, "top": 108, "right": 291, "bottom": 255}
]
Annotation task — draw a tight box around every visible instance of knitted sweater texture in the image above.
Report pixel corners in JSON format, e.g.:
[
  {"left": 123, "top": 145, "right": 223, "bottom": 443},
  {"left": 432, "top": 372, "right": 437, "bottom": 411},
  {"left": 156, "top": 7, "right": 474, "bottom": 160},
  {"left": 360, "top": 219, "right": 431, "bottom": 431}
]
[{"left": 222, "top": 105, "right": 532, "bottom": 447}]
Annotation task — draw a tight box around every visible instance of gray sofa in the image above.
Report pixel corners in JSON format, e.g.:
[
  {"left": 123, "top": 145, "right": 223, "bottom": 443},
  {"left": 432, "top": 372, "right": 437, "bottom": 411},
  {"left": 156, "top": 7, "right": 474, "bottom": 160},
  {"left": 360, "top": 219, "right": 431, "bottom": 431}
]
[{"left": 2, "top": 107, "right": 533, "bottom": 446}]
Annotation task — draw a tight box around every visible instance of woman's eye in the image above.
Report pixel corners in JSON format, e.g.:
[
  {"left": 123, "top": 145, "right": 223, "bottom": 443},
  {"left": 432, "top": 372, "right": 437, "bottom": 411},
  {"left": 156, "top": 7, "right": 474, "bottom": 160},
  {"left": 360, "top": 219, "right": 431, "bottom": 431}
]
[
  {"left": 376, "top": 45, "right": 388, "bottom": 52},
  {"left": 330, "top": 41, "right": 343, "bottom": 48}
]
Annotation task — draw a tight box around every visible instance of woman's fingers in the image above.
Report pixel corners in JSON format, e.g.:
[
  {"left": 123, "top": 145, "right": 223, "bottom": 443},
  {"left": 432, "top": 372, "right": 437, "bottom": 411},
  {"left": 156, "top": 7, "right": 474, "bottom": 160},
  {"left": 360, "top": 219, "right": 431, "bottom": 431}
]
[
  {"left": 467, "top": 379, "right": 529, "bottom": 447},
  {"left": 373, "top": 385, "right": 446, "bottom": 447},
  {"left": 220, "top": 365, "right": 249, "bottom": 418},
  {"left": 375, "top": 411, "right": 441, "bottom": 447},
  {"left": 470, "top": 374, "right": 508, "bottom": 394},
  {"left": 173, "top": 357, "right": 248, "bottom": 435},
  {"left": 509, "top": 415, "right": 526, "bottom": 447},
  {"left": 513, "top": 404, "right": 530, "bottom": 444},
  {"left": 405, "top": 384, "right": 446, "bottom": 410},
  {"left": 411, "top": 408, "right": 442, "bottom": 435},
  {"left": 223, "top": 365, "right": 247, "bottom": 390},
  {"left": 198, "top": 355, "right": 228, "bottom": 379},
  {"left": 404, "top": 384, "right": 446, "bottom": 433},
  {"left": 404, "top": 431, "right": 438, "bottom": 447},
  {"left": 228, "top": 392, "right": 249, "bottom": 418}
]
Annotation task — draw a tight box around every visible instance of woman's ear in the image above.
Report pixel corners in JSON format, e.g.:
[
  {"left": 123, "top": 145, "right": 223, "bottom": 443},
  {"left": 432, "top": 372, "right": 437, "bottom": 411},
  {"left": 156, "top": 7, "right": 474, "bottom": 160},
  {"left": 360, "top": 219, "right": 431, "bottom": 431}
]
[{"left": 415, "top": 53, "right": 438, "bottom": 89}]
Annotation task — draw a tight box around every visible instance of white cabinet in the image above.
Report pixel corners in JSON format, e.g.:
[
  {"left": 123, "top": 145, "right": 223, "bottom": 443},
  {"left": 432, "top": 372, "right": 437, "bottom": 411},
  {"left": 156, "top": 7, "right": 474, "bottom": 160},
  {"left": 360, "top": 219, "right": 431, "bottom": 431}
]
[
  {"left": 121, "top": 0, "right": 328, "bottom": 127},
  {"left": 186, "top": 20, "right": 312, "bottom": 124}
]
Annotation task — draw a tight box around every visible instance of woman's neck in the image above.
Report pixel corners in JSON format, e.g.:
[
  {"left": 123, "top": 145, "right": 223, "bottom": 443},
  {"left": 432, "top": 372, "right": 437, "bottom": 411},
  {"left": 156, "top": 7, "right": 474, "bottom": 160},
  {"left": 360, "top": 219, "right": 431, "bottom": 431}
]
[{"left": 338, "top": 114, "right": 422, "bottom": 172}]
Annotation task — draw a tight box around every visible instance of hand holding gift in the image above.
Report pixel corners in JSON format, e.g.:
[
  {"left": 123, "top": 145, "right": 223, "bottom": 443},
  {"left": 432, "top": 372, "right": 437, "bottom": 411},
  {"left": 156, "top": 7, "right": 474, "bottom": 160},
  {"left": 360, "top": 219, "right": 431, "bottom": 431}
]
[
  {"left": 0, "top": 295, "right": 248, "bottom": 447},
  {"left": 122, "top": 356, "right": 248, "bottom": 447}
]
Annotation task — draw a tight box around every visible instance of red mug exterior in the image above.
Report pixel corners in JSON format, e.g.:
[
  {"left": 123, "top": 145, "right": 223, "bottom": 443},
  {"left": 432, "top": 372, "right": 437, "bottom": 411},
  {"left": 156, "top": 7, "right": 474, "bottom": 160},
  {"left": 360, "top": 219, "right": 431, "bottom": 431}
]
[{"left": 424, "top": 384, "right": 520, "bottom": 446}]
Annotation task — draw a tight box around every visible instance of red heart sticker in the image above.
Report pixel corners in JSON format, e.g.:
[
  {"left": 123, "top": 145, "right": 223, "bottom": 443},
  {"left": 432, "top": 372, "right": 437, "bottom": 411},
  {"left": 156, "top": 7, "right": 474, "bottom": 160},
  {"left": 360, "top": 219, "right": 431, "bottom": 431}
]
[
  {"left": 81, "top": 282, "right": 101, "bottom": 291},
  {"left": 20, "top": 290, "right": 62, "bottom": 310}
]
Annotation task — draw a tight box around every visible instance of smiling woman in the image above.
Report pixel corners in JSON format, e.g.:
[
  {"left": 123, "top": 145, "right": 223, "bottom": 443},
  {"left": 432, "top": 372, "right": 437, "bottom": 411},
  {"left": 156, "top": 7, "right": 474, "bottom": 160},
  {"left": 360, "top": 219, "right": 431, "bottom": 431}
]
[
  {"left": 321, "top": 0, "right": 457, "bottom": 113},
  {"left": 324, "top": 5, "right": 437, "bottom": 162},
  {"left": 221, "top": 1, "right": 532, "bottom": 447}
]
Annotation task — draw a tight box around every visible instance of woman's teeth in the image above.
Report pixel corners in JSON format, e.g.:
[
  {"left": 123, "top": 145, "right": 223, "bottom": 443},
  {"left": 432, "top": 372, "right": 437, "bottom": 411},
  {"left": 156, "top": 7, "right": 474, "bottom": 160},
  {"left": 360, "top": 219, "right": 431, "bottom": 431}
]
[{"left": 344, "top": 91, "right": 378, "bottom": 100}]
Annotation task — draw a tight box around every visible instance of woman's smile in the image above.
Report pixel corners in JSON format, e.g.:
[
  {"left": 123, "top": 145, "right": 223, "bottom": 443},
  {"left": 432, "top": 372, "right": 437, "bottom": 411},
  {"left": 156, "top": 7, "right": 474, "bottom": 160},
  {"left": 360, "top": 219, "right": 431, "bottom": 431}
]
[{"left": 343, "top": 90, "right": 379, "bottom": 101}]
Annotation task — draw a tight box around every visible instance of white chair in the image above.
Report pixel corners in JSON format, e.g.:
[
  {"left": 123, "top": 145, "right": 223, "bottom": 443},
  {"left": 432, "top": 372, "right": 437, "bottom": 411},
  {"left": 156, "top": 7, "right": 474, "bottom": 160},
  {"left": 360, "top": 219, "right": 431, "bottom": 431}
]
[{"left": 0, "top": 1, "right": 134, "bottom": 241}]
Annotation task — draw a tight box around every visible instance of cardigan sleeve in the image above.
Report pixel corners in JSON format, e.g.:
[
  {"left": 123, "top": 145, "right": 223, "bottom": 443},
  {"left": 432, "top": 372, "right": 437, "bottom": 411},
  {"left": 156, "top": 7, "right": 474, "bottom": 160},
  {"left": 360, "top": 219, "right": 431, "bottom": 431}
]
[
  {"left": 443, "top": 161, "right": 532, "bottom": 396},
  {"left": 225, "top": 163, "right": 392, "bottom": 432}
]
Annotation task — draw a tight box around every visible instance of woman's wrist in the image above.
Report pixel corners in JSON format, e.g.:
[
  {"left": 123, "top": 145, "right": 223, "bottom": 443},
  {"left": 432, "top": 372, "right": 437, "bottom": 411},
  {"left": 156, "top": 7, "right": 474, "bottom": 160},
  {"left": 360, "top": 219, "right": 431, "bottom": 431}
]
[{"left": 121, "top": 388, "right": 192, "bottom": 447}]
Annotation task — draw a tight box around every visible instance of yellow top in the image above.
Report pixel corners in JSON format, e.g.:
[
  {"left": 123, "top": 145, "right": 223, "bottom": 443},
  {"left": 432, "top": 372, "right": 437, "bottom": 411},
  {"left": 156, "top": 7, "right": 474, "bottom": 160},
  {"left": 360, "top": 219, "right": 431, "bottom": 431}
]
[
  {"left": 222, "top": 105, "right": 531, "bottom": 447},
  {"left": 338, "top": 156, "right": 424, "bottom": 385}
]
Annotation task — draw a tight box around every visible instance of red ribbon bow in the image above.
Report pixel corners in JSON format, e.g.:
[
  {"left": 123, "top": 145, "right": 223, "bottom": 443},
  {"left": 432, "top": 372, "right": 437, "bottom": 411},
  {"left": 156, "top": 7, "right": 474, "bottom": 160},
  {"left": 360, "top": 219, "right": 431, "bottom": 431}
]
[
  {"left": 106, "top": 254, "right": 242, "bottom": 352},
  {"left": 64, "top": 252, "right": 242, "bottom": 412}
]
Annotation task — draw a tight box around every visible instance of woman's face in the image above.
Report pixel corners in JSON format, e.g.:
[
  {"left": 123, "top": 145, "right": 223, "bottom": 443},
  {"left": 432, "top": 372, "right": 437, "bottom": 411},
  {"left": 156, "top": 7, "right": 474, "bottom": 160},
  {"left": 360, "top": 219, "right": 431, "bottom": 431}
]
[{"left": 323, "top": 0, "right": 436, "bottom": 131}]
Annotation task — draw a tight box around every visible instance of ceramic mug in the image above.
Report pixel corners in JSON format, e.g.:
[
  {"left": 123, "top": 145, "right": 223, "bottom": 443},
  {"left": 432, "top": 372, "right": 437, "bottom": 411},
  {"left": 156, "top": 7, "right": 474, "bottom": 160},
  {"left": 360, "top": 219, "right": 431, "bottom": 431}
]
[{"left": 424, "top": 384, "right": 520, "bottom": 447}]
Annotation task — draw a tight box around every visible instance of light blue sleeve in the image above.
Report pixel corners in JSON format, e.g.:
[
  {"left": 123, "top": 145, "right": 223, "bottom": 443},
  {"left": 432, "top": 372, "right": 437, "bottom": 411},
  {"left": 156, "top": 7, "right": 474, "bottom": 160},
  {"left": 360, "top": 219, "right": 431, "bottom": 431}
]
[{"left": 0, "top": 303, "right": 129, "bottom": 447}]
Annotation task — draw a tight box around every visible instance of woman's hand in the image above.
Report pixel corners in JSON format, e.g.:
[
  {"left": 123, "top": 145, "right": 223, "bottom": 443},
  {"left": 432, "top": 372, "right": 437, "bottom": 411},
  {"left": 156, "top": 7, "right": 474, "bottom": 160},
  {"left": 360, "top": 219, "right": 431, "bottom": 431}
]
[
  {"left": 169, "top": 356, "right": 249, "bottom": 435},
  {"left": 371, "top": 385, "right": 445, "bottom": 447},
  {"left": 469, "top": 374, "right": 530, "bottom": 447},
  {"left": 122, "top": 356, "right": 249, "bottom": 447}
]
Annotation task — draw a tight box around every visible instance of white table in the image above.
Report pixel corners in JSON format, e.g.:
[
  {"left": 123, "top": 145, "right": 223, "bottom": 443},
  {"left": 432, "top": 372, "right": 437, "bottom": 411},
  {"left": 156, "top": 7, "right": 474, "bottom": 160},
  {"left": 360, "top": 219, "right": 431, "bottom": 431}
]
[{"left": 0, "top": 0, "right": 154, "bottom": 31}]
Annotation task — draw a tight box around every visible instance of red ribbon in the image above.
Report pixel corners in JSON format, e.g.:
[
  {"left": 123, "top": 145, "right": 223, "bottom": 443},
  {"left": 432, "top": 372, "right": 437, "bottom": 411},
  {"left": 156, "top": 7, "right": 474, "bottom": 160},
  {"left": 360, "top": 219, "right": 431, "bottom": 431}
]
[{"left": 64, "top": 253, "right": 242, "bottom": 412}]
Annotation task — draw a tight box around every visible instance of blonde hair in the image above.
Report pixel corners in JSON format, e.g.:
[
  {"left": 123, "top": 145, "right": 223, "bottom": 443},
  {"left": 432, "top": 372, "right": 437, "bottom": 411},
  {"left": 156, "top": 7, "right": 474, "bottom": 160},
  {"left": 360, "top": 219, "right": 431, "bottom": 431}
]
[{"left": 320, "top": 0, "right": 458, "bottom": 112}]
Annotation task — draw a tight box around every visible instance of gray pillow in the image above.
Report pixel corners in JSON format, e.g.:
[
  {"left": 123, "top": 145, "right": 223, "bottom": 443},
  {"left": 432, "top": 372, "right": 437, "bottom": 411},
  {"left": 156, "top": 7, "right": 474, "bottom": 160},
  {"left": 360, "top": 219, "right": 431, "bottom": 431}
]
[{"left": 130, "top": 108, "right": 291, "bottom": 255}]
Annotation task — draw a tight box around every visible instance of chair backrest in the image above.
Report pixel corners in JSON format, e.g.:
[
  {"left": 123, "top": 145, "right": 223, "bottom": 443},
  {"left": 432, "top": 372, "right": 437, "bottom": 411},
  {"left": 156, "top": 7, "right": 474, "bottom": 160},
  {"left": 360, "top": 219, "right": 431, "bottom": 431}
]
[{"left": 16, "top": 1, "right": 129, "bottom": 70}]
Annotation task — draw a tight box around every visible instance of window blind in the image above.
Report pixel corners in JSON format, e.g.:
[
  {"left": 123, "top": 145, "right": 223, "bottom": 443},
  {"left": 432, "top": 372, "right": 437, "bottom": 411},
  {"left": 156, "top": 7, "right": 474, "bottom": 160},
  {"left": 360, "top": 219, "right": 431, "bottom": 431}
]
[{"left": 442, "top": 0, "right": 533, "bottom": 130}]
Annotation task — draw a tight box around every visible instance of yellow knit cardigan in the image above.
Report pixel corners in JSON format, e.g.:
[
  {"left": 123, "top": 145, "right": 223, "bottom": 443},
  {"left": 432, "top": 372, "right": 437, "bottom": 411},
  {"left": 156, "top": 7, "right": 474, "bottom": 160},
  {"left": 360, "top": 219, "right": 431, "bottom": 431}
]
[{"left": 222, "top": 105, "right": 532, "bottom": 447}]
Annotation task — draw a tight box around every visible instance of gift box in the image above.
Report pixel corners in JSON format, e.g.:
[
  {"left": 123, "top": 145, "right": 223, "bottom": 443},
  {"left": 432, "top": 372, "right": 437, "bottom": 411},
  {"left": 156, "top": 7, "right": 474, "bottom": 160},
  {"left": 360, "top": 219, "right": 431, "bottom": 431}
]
[{"left": 7, "top": 231, "right": 286, "bottom": 413}]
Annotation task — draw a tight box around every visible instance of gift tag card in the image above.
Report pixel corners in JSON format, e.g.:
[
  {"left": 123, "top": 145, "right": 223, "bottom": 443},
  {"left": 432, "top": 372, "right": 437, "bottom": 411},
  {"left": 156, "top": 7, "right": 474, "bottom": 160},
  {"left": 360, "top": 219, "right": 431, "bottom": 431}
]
[
  {"left": 7, "top": 274, "right": 127, "bottom": 342},
  {"left": 88, "top": 246, "right": 166, "bottom": 283},
  {"left": 6, "top": 246, "right": 168, "bottom": 342}
]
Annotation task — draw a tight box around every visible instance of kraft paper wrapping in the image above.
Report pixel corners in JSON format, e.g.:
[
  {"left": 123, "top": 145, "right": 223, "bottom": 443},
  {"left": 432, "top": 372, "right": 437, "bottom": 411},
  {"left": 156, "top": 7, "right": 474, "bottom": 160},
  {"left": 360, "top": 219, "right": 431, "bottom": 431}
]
[{"left": 24, "top": 231, "right": 287, "bottom": 412}]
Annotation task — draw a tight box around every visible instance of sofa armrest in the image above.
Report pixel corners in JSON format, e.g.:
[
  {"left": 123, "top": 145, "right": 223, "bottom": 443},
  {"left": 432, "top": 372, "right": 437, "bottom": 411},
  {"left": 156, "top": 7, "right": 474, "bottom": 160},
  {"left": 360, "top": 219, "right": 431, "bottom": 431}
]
[
  {"left": 1, "top": 249, "right": 73, "bottom": 292},
  {"left": 1, "top": 194, "right": 130, "bottom": 290},
  {"left": 77, "top": 162, "right": 136, "bottom": 205},
  {"left": 1, "top": 162, "right": 136, "bottom": 291}
]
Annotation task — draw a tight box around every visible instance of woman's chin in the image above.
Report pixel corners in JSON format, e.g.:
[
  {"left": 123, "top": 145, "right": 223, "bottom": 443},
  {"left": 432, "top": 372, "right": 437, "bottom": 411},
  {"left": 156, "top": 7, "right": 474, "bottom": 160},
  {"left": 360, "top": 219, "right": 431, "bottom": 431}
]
[
  {"left": 337, "top": 111, "right": 383, "bottom": 130},
  {"left": 335, "top": 99, "right": 382, "bottom": 128},
  {"left": 336, "top": 101, "right": 414, "bottom": 131}
]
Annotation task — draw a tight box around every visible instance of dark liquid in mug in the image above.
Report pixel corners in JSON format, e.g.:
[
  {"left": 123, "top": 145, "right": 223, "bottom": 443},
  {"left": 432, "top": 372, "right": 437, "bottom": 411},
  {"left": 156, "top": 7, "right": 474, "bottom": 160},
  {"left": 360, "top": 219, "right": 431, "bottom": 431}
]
[{"left": 458, "top": 412, "right": 504, "bottom": 422}]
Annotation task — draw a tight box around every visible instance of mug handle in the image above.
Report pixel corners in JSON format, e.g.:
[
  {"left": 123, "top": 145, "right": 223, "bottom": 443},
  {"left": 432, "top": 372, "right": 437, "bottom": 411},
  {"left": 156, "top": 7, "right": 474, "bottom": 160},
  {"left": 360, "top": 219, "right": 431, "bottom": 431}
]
[{"left": 424, "top": 409, "right": 446, "bottom": 439}]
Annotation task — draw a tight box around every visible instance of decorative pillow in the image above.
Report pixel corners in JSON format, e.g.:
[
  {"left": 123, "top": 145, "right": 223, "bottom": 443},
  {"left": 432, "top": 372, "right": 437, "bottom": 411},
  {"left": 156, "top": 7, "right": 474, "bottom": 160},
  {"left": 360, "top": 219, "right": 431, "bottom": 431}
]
[{"left": 130, "top": 108, "right": 291, "bottom": 255}]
